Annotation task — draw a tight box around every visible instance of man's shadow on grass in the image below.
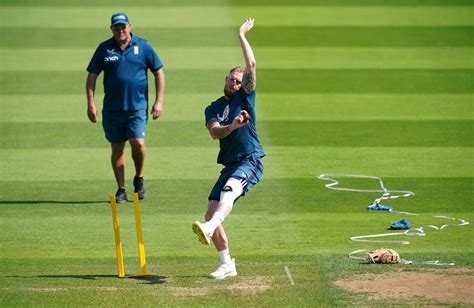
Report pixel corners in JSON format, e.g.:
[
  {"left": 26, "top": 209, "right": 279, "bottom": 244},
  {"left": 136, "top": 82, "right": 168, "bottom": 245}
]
[
  {"left": 0, "top": 200, "right": 106, "bottom": 205},
  {"left": 8, "top": 274, "right": 168, "bottom": 285}
]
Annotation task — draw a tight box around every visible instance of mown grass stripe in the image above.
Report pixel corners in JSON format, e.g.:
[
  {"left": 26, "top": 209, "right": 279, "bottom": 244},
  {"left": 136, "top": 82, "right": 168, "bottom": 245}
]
[
  {"left": 255, "top": 69, "right": 473, "bottom": 93},
  {"left": 1, "top": 94, "right": 472, "bottom": 123},
  {"left": 2, "top": 48, "right": 473, "bottom": 71},
  {"left": 1, "top": 0, "right": 473, "bottom": 7},
  {"left": 2, "top": 7, "right": 472, "bottom": 28},
  {"left": 1, "top": 69, "right": 472, "bottom": 95},
  {"left": 0, "top": 121, "right": 471, "bottom": 149},
  {"left": 1, "top": 147, "right": 472, "bottom": 181},
  {"left": 1, "top": 178, "right": 472, "bottom": 214},
  {"left": 1, "top": 212, "right": 472, "bottom": 260},
  {"left": 0, "top": 2, "right": 472, "bottom": 306},
  {"left": 251, "top": 26, "right": 474, "bottom": 48},
  {"left": 1, "top": 211, "right": 472, "bottom": 264},
  {"left": 233, "top": 6, "right": 474, "bottom": 27},
  {"left": 261, "top": 120, "right": 473, "bottom": 147},
  {"left": 0, "top": 223, "right": 472, "bottom": 260},
  {"left": 2, "top": 27, "right": 472, "bottom": 48},
  {"left": 257, "top": 94, "right": 474, "bottom": 121}
]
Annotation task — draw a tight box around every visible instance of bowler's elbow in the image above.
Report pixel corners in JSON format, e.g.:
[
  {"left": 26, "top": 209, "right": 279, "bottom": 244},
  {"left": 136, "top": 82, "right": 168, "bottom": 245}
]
[
  {"left": 209, "top": 131, "right": 218, "bottom": 140},
  {"left": 247, "top": 61, "right": 256, "bottom": 71},
  {"left": 206, "top": 119, "right": 221, "bottom": 140}
]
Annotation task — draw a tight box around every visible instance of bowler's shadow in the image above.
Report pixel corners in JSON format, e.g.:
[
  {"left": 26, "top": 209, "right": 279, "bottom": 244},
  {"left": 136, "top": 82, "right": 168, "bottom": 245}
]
[{"left": 8, "top": 274, "right": 168, "bottom": 285}]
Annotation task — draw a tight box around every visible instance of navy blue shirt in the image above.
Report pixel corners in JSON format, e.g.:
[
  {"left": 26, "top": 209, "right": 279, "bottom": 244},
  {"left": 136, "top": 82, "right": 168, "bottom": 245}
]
[
  {"left": 205, "top": 88, "right": 265, "bottom": 165},
  {"left": 87, "top": 34, "right": 163, "bottom": 111}
]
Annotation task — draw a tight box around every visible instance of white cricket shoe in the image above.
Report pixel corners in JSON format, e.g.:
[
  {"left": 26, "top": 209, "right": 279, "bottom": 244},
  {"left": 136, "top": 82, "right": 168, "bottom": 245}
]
[
  {"left": 192, "top": 221, "right": 211, "bottom": 245},
  {"left": 210, "top": 258, "right": 237, "bottom": 280}
]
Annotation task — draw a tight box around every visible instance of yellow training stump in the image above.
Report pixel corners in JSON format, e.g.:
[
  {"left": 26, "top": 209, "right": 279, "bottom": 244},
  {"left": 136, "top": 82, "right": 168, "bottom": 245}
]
[
  {"left": 133, "top": 193, "right": 147, "bottom": 276},
  {"left": 110, "top": 194, "right": 125, "bottom": 278}
]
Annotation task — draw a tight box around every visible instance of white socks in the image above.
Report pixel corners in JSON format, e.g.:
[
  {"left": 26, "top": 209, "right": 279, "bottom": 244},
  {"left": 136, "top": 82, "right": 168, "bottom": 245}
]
[
  {"left": 218, "top": 249, "right": 232, "bottom": 265},
  {"left": 206, "top": 211, "right": 225, "bottom": 235}
]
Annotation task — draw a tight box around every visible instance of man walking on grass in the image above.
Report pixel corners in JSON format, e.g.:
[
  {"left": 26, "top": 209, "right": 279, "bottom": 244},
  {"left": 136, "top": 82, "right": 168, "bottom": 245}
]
[
  {"left": 192, "top": 18, "right": 265, "bottom": 279},
  {"left": 86, "top": 12, "right": 165, "bottom": 203}
]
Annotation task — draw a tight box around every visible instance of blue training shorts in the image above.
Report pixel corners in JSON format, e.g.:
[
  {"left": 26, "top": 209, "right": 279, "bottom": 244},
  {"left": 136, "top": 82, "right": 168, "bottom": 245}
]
[
  {"left": 102, "top": 109, "right": 147, "bottom": 143},
  {"left": 209, "top": 156, "right": 263, "bottom": 202}
]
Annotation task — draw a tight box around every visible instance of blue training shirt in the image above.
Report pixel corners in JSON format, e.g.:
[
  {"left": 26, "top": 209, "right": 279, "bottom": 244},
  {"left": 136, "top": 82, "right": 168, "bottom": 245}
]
[
  {"left": 87, "top": 33, "right": 163, "bottom": 111},
  {"left": 205, "top": 88, "right": 265, "bottom": 165}
]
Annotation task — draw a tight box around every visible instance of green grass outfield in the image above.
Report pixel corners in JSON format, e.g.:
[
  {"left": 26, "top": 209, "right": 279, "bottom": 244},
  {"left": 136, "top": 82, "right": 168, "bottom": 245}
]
[{"left": 1, "top": 0, "right": 473, "bottom": 306}]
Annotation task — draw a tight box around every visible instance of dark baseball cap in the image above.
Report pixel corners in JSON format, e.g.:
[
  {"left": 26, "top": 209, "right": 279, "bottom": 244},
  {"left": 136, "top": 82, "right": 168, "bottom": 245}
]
[{"left": 111, "top": 12, "right": 129, "bottom": 27}]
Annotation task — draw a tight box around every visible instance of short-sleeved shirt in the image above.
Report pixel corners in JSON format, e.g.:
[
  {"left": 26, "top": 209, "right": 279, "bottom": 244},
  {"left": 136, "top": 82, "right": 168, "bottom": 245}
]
[
  {"left": 205, "top": 88, "right": 265, "bottom": 165},
  {"left": 87, "top": 33, "right": 163, "bottom": 111}
]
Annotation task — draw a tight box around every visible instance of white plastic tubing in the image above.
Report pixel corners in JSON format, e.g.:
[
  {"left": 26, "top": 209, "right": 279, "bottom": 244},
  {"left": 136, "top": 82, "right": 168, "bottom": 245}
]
[{"left": 317, "top": 173, "right": 469, "bottom": 265}]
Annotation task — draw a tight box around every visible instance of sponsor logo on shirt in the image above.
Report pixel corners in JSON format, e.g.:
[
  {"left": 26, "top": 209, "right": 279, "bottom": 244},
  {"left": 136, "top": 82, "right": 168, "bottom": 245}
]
[
  {"left": 104, "top": 49, "right": 119, "bottom": 62},
  {"left": 104, "top": 56, "right": 119, "bottom": 62},
  {"left": 217, "top": 105, "right": 230, "bottom": 123}
]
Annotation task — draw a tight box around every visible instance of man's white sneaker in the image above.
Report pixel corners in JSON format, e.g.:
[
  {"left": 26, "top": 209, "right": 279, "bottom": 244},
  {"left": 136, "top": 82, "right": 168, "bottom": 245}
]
[
  {"left": 192, "top": 221, "right": 211, "bottom": 245},
  {"left": 210, "top": 258, "right": 237, "bottom": 279}
]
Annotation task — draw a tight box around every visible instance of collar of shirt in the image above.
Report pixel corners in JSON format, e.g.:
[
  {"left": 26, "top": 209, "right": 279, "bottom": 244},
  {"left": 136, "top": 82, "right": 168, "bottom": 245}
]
[{"left": 111, "top": 33, "right": 138, "bottom": 54}]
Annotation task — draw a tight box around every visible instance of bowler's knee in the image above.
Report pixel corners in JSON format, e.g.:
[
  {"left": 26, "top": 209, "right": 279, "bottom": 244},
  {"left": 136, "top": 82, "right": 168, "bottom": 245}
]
[
  {"left": 205, "top": 210, "right": 213, "bottom": 221},
  {"left": 205, "top": 200, "right": 219, "bottom": 221}
]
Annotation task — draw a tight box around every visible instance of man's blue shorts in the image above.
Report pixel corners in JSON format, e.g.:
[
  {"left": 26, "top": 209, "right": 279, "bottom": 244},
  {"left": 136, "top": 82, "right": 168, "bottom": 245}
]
[
  {"left": 102, "top": 109, "right": 147, "bottom": 143},
  {"left": 209, "top": 155, "right": 263, "bottom": 202}
]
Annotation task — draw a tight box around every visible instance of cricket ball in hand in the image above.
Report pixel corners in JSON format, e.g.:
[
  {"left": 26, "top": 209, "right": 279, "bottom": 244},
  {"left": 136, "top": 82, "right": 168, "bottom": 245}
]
[{"left": 240, "top": 111, "right": 250, "bottom": 123}]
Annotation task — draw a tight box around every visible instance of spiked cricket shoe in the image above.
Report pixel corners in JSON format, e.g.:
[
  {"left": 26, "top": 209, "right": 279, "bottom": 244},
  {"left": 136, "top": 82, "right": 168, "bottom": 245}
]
[
  {"left": 210, "top": 258, "right": 237, "bottom": 279},
  {"left": 192, "top": 221, "right": 211, "bottom": 245}
]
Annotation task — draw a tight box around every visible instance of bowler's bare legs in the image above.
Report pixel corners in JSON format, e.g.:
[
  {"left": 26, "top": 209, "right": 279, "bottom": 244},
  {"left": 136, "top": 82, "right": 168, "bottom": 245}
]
[{"left": 206, "top": 200, "right": 229, "bottom": 251}]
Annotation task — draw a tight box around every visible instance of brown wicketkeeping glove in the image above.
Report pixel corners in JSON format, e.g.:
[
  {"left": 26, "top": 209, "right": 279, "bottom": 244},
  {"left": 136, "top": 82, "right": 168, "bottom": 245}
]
[{"left": 365, "top": 248, "right": 400, "bottom": 264}]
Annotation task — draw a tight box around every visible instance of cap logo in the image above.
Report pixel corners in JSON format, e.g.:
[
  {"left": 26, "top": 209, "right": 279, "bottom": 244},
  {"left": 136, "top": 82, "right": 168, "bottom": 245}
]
[
  {"left": 111, "top": 13, "right": 129, "bottom": 26},
  {"left": 113, "top": 15, "right": 126, "bottom": 21}
]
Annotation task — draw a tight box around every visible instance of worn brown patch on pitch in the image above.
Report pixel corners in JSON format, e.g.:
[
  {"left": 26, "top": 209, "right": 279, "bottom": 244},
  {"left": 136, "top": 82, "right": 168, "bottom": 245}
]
[
  {"left": 335, "top": 268, "right": 474, "bottom": 305},
  {"left": 170, "top": 276, "right": 273, "bottom": 297}
]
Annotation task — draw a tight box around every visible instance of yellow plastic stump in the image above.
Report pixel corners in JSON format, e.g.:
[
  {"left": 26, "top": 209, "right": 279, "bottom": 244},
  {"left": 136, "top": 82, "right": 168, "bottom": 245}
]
[
  {"left": 133, "top": 193, "right": 147, "bottom": 276},
  {"left": 110, "top": 194, "right": 125, "bottom": 278}
]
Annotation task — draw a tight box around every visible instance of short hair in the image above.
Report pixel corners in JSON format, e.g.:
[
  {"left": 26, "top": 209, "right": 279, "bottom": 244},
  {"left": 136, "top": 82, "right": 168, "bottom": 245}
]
[{"left": 228, "top": 66, "right": 245, "bottom": 76}]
